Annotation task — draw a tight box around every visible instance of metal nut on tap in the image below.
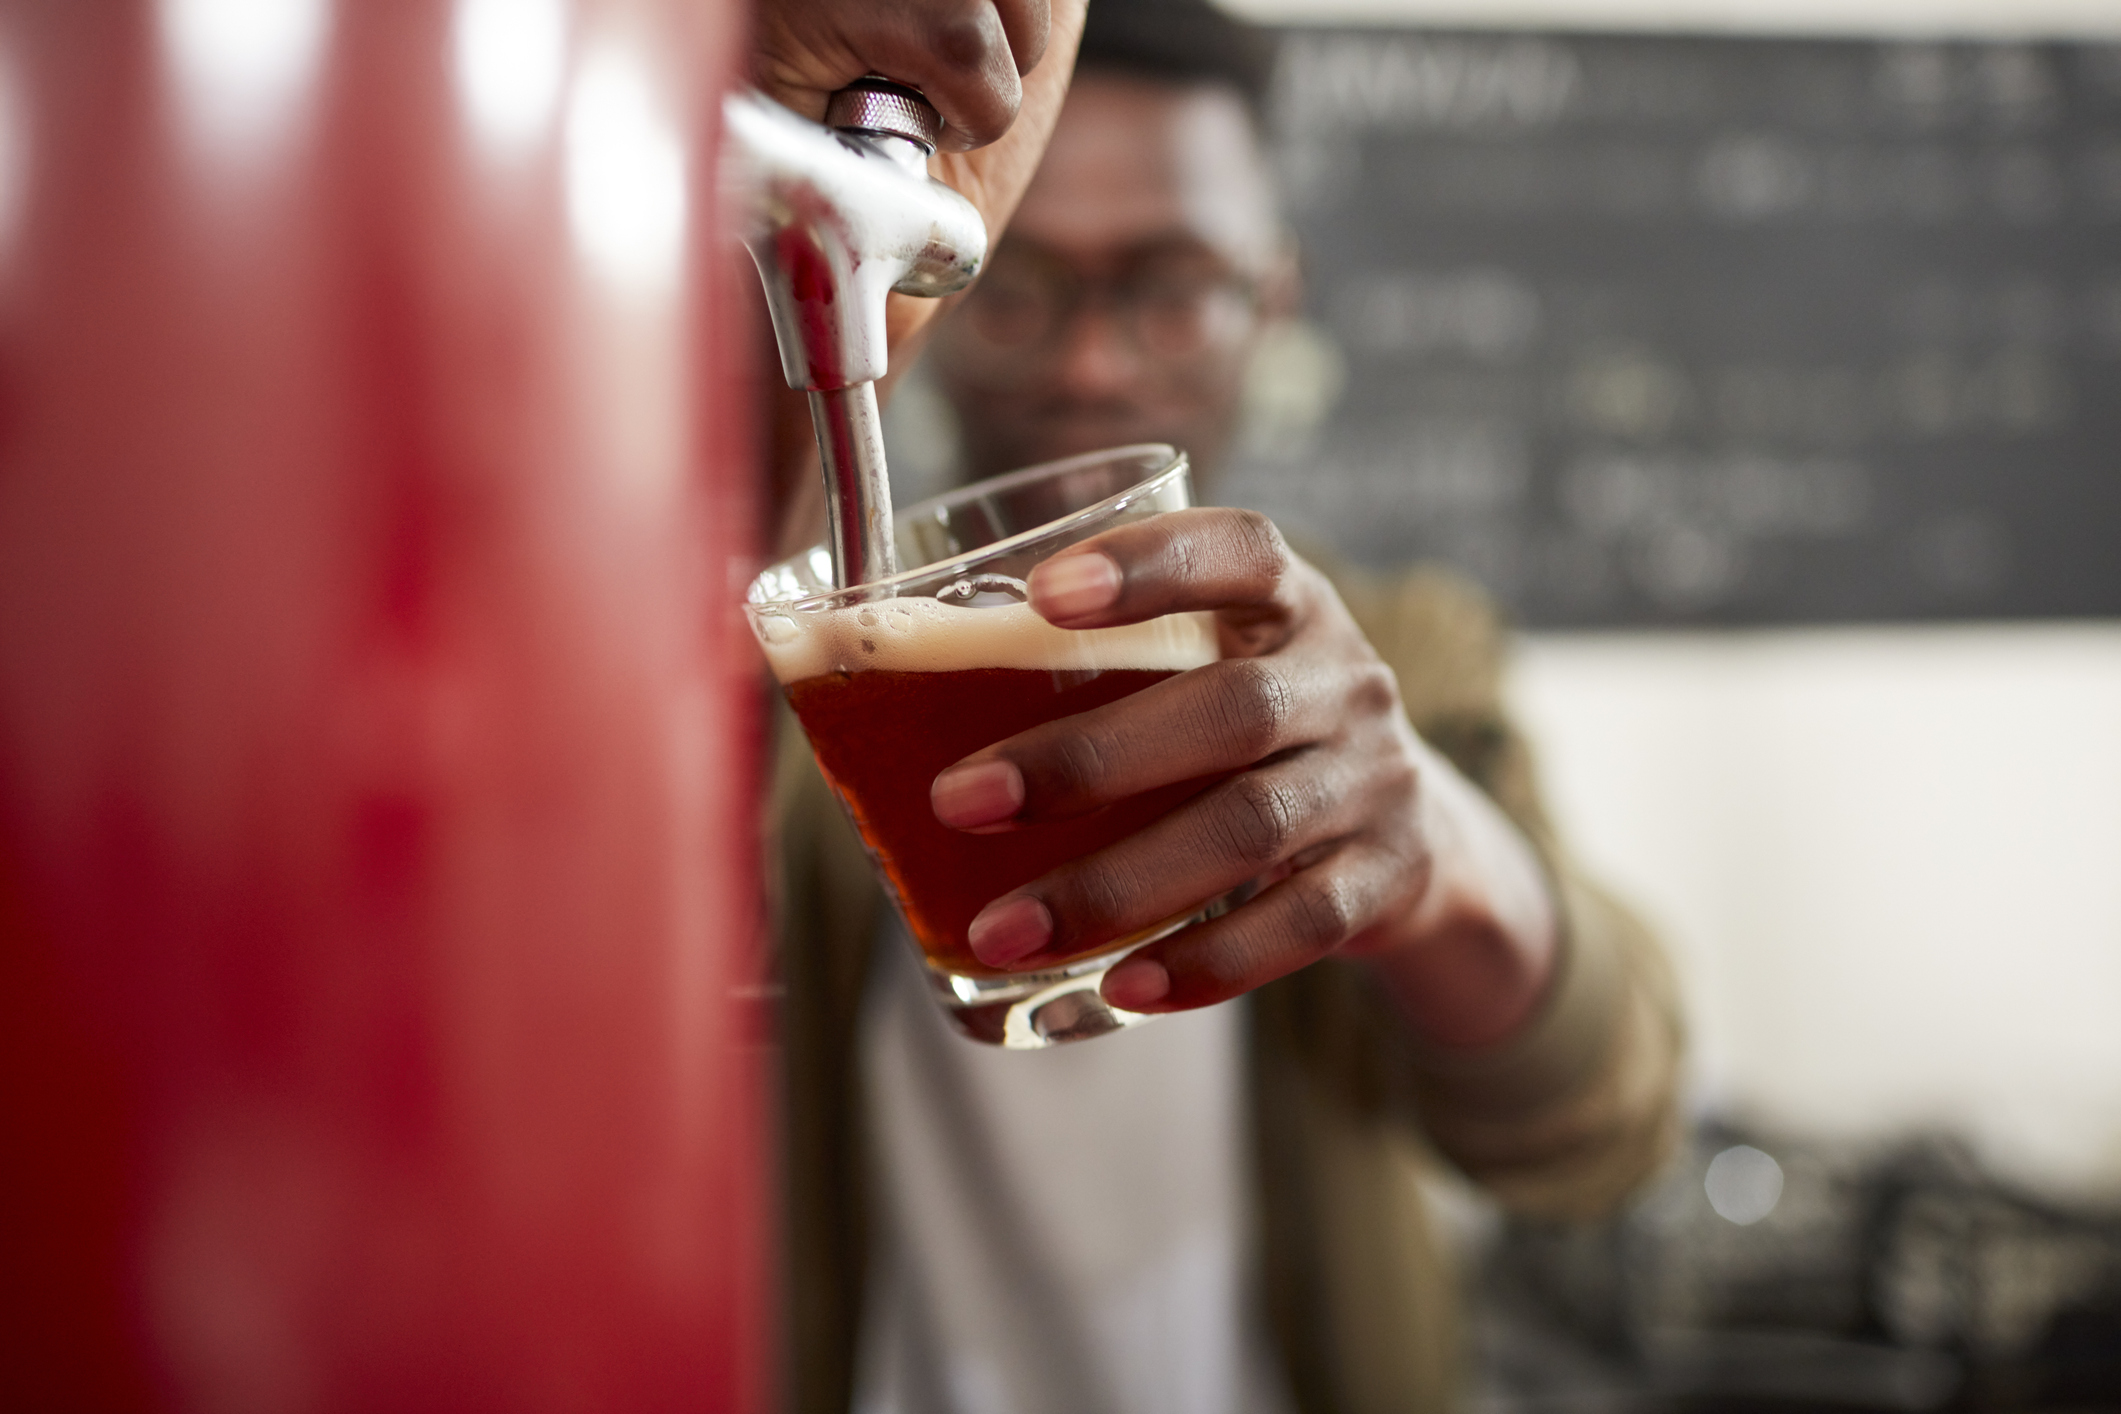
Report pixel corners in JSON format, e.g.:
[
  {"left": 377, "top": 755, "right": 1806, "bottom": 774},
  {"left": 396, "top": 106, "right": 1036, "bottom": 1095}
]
[{"left": 824, "top": 77, "right": 947, "bottom": 151}]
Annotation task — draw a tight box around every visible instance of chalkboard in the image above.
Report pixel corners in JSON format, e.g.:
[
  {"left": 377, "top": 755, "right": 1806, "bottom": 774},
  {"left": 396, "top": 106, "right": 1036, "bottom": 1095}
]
[{"left": 1216, "top": 32, "right": 2121, "bottom": 627}]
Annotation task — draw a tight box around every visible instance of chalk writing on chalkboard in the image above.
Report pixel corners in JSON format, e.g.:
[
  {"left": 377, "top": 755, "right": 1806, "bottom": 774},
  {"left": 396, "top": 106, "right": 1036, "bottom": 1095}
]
[{"left": 1217, "top": 33, "right": 2121, "bottom": 627}]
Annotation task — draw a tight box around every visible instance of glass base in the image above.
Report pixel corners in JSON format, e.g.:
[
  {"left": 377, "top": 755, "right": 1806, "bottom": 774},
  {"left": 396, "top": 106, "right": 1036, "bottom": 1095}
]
[{"left": 921, "top": 913, "right": 1200, "bottom": 1049}]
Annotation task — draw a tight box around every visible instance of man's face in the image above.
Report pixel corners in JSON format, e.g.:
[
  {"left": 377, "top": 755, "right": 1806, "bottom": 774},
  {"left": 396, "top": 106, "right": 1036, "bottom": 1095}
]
[{"left": 930, "top": 72, "right": 1289, "bottom": 488}]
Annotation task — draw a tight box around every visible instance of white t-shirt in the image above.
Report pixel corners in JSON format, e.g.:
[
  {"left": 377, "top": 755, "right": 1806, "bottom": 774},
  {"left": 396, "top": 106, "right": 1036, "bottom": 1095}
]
[{"left": 853, "top": 921, "right": 1295, "bottom": 1414}]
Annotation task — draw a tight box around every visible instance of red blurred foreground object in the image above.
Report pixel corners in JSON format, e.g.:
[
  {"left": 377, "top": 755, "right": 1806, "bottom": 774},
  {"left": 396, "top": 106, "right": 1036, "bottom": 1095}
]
[{"left": 0, "top": 1, "right": 768, "bottom": 1408}]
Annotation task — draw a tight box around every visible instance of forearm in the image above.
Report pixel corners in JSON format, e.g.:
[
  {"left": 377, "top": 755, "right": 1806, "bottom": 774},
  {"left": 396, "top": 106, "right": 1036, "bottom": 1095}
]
[{"left": 754, "top": 0, "right": 1089, "bottom": 556}]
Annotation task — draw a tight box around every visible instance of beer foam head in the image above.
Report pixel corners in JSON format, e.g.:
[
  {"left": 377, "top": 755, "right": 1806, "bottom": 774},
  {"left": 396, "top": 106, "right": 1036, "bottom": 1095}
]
[{"left": 754, "top": 598, "right": 1218, "bottom": 683}]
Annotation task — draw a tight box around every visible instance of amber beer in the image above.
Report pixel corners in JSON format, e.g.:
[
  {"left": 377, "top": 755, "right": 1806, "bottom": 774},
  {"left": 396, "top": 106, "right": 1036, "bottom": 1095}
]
[{"left": 760, "top": 595, "right": 1218, "bottom": 975}]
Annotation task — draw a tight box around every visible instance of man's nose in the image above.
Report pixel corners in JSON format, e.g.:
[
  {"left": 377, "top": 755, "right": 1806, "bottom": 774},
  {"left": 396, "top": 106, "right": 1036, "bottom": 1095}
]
[{"left": 1048, "top": 303, "right": 1143, "bottom": 399}]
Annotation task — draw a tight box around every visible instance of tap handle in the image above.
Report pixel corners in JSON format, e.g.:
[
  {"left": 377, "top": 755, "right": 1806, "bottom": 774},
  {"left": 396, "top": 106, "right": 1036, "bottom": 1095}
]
[{"left": 825, "top": 77, "right": 944, "bottom": 155}]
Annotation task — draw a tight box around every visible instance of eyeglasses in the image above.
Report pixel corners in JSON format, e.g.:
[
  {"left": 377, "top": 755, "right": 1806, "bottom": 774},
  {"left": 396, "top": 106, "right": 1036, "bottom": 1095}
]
[{"left": 946, "top": 242, "right": 1261, "bottom": 371}]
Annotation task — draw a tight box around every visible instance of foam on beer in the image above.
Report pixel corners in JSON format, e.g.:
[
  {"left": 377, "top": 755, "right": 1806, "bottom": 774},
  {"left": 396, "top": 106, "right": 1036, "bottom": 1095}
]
[{"left": 756, "top": 597, "right": 1218, "bottom": 684}]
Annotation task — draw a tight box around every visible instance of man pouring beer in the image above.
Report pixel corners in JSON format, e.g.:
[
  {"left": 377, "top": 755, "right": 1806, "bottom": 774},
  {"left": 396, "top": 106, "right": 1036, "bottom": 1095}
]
[{"left": 767, "top": 2, "right": 1684, "bottom": 1411}]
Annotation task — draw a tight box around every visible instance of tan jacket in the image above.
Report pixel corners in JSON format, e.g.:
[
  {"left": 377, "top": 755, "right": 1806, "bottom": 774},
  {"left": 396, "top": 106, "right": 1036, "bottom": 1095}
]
[{"left": 770, "top": 564, "right": 1684, "bottom": 1414}]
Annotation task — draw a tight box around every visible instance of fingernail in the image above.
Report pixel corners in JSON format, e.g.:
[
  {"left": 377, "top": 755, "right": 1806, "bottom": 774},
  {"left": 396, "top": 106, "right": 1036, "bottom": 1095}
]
[
  {"left": 1030, "top": 552, "right": 1122, "bottom": 622},
  {"left": 968, "top": 896, "right": 1052, "bottom": 968},
  {"left": 1102, "top": 956, "right": 1171, "bottom": 1010},
  {"left": 931, "top": 759, "right": 1024, "bottom": 829}
]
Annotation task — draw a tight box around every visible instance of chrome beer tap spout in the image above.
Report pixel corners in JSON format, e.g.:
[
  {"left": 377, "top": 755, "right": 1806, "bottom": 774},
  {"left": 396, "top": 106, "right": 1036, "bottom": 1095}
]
[{"left": 725, "top": 79, "right": 988, "bottom": 590}]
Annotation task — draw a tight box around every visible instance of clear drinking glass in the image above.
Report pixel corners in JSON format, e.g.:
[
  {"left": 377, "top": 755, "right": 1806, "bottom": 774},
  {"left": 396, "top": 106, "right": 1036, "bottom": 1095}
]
[{"left": 748, "top": 444, "right": 1225, "bottom": 1048}]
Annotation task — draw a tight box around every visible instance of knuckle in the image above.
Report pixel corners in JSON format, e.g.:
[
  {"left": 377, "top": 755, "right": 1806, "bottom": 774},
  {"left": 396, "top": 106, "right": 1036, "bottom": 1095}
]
[
  {"left": 1285, "top": 871, "right": 1358, "bottom": 948},
  {"left": 920, "top": 8, "right": 1019, "bottom": 122},
  {"left": 1164, "top": 522, "right": 1206, "bottom": 590},
  {"left": 1349, "top": 660, "right": 1400, "bottom": 716},
  {"left": 1208, "top": 659, "right": 1295, "bottom": 760},
  {"left": 1379, "top": 748, "right": 1420, "bottom": 801},
  {"left": 1356, "top": 740, "right": 1421, "bottom": 829},
  {"left": 1217, "top": 773, "right": 1305, "bottom": 868},
  {"left": 995, "top": 0, "right": 1051, "bottom": 68},
  {"left": 1059, "top": 856, "right": 1143, "bottom": 936},
  {"left": 1203, "top": 928, "right": 1279, "bottom": 995},
  {"left": 1229, "top": 509, "right": 1291, "bottom": 585},
  {"left": 924, "top": 0, "right": 998, "bottom": 60},
  {"left": 1047, "top": 725, "right": 1114, "bottom": 800}
]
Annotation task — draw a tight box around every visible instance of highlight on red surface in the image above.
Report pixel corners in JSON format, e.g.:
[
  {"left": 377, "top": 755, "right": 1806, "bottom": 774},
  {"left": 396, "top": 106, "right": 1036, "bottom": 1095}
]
[{"left": 0, "top": 2, "right": 769, "bottom": 1407}]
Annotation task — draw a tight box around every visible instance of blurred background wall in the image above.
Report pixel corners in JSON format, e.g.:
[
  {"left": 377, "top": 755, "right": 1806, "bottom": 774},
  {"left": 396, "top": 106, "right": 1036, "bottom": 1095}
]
[
  {"left": 1511, "top": 625, "right": 2121, "bottom": 1195},
  {"left": 1229, "top": 1, "right": 2121, "bottom": 1202}
]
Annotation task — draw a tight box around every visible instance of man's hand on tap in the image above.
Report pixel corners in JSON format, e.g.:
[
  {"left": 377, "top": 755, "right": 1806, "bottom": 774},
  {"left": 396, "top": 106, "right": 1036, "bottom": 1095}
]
[
  {"left": 754, "top": 0, "right": 1087, "bottom": 558},
  {"left": 751, "top": 0, "right": 1086, "bottom": 270},
  {"left": 753, "top": 0, "right": 1072, "bottom": 151}
]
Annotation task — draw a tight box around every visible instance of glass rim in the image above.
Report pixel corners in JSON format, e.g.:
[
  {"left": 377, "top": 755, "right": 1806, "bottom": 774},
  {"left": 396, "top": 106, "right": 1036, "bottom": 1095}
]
[{"left": 746, "top": 442, "right": 1188, "bottom": 613}]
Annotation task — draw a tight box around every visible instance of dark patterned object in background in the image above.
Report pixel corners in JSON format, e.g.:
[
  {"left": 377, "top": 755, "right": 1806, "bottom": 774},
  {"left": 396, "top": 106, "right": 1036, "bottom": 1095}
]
[
  {"left": 1465, "top": 1123, "right": 2121, "bottom": 1412},
  {"left": 1222, "top": 33, "right": 2121, "bottom": 627}
]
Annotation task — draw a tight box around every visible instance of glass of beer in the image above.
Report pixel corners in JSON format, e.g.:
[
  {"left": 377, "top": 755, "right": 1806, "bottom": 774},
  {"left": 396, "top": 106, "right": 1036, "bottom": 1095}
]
[{"left": 748, "top": 444, "right": 1223, "bottom": 1048}]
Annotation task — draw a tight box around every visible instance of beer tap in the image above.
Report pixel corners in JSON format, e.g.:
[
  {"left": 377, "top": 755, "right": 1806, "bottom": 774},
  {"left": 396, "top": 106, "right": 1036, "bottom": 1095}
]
[{"left": 724, "top": 79, "right": 988, "bottom": 589}]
